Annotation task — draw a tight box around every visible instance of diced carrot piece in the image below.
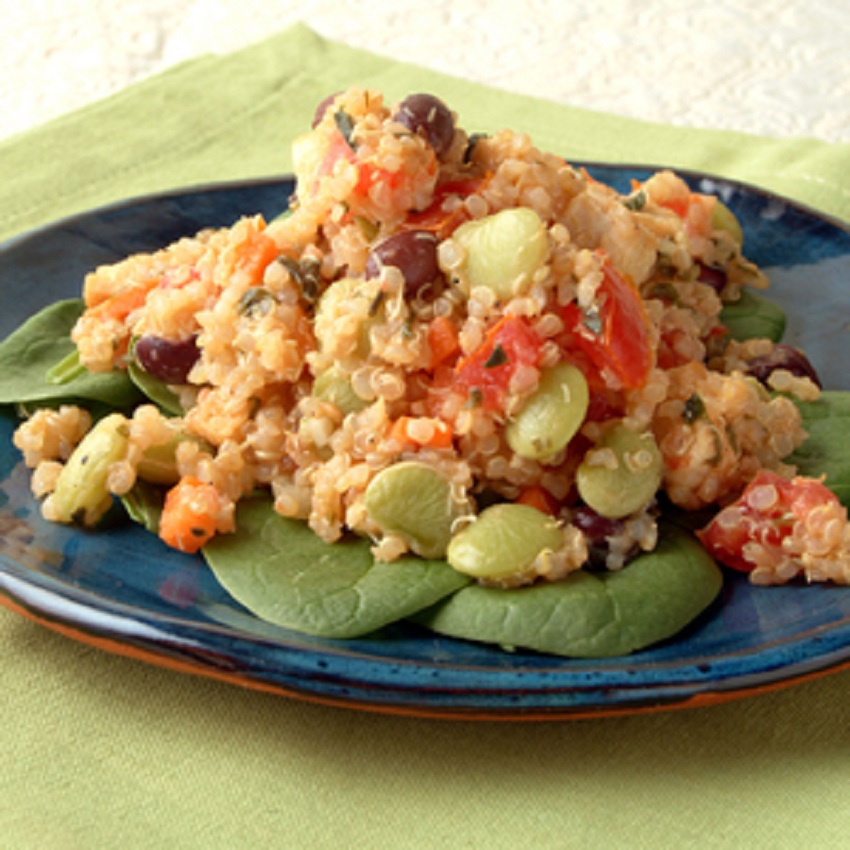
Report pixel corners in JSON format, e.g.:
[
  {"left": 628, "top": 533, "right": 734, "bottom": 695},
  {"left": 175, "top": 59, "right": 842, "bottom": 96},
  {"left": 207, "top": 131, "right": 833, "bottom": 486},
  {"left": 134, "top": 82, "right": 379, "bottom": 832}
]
[
  {"left": 237, "top": 230, "right": 279, "bottom": 285},
  {"left": 159, "top": 476, "right": 229, "bottom": 554},
  {"left": 516, "top": 485, "right": 560, "bottom": 516},
  {"left": 87, "top": 286, "right": 151, "bottom": 322},
  {"left": 427, "top": 315, "right": 461, "bottom": 368},
  {"left": 658, "top": 194, "right": 690, "bottom": 219},
  {"left": 390, "top": 416, "right": 453, "bottom": 449}
]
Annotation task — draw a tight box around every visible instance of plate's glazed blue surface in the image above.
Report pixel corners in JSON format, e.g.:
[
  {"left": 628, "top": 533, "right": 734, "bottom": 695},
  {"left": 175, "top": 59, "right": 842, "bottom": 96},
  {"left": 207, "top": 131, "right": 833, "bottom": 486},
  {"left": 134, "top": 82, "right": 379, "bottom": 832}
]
[{"left": 1, "top": 168, "right": 850, "bottom": 719}]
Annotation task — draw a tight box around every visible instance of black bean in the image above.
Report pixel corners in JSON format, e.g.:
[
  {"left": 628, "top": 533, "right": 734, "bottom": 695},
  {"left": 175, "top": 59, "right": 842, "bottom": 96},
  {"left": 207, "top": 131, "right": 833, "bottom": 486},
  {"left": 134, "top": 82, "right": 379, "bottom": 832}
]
[
  {"left": 746, "top": 343, "right": 822, "bottom": 388},
  {"left": 365, "top": 230, "right": 440, "bottom": 299},
  {"left": 393, "top": 94, "right": 455, "bottom": 159},
  {"left": 571, "top": 504, "right": 625, "bottom": 543},
  {"left": 570, "top": 505, "right": 626, "bottom": 569},
  {"left": 696, "top": 262, "right": 728, "bottom": 293}
]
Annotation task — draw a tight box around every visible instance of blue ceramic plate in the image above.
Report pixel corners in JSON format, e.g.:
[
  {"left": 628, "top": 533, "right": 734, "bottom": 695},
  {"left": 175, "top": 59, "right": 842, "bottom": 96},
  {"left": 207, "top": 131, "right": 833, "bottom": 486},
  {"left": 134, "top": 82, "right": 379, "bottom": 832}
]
[{"left": 2, "top": 168, "right": 850, "bottom": 720}]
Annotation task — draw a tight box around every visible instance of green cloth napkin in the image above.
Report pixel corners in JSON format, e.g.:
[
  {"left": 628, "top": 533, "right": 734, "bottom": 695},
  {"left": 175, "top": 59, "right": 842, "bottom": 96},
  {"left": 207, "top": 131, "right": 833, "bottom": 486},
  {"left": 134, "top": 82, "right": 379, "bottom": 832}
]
[
  {"left": 1, "top": 23, "right": 849, "bottom": 242},
  {"left": 2, "top": 23, "right": 849, "bottom": 850}
]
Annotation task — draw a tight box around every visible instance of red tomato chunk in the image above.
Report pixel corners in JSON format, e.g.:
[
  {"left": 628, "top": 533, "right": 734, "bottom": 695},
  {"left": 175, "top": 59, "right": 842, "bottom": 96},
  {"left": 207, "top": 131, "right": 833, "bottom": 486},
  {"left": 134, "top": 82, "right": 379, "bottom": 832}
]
[
  {"left": 560, "top": 258, "right": 652, "bottom": 390},
  {"left": 455, "top": 316, "right": 542, "bottom": 412},
  {"left": 698, "top": 471, "right": 847, "bottom": 581}
]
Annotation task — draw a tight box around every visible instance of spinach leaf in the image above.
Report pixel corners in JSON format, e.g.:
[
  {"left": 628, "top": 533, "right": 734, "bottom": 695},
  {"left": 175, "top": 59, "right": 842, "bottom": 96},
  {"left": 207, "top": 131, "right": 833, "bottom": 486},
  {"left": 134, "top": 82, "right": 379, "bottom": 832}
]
[
  {"left": 790, "top": 391, "right": 850, "bottom": 507},
  {"left": 0, "top": 300, "right": 141, "bottom": 408},
  {"left": 121, "top": 480, "right": 165, "bottom": 533},
  {"left": 720, "top": 289, "right": 786, "bottom": 343},
  {"left": 127, "top": 361, "right": 184, "bottom": 415},
  {"left": 202, "top": 496, "right": 470, "bottom": 638},
  {"left": 415, "top": 524, "right": 722, "bottom": 658}
]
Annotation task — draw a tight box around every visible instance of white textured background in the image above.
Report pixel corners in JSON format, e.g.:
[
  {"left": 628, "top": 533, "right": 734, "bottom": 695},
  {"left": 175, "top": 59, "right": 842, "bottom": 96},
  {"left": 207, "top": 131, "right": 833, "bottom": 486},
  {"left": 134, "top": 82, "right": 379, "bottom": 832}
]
[{"left": 2, "top": 0, "right": 849, "bottom": 143}]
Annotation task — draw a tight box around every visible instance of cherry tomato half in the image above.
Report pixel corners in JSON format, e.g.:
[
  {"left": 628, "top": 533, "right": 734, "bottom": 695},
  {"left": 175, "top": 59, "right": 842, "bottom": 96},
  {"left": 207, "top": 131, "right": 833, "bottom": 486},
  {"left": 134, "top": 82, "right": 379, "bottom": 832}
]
[
  {"left": 455, "top": 316, "right": 542, "bottom": 412},
  {"left": 560, "top": 256, "right": 653, "bottom": 390},
  {"left": 698, "top": 471, "right": 841, "bottom": 573}
]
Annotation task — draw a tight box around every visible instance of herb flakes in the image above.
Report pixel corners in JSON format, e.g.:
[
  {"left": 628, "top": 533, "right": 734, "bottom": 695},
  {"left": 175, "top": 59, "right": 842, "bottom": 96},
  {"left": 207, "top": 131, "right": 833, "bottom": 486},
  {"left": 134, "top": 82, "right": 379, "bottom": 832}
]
[
  {"left": 623, "top": 189, "right": 647, "bottom": 211},
  {"left": 683, "top": 393, "right": 707, "bottom": 424},
  {"left": 279, "top": 256, "right": 323, "bottom": 304},
  {"left": 334, "top": 109, "right": 357, "bottom": 149},
  {"left": 484, "top": 343, "right": 509, "bottom": 369}
]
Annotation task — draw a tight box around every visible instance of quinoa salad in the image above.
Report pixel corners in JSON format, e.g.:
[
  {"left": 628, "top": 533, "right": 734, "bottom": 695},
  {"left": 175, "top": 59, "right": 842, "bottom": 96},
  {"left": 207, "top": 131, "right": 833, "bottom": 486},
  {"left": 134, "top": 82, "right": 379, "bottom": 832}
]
[{"left": 3, "top": 89, "right": 849, "bottom": 657}]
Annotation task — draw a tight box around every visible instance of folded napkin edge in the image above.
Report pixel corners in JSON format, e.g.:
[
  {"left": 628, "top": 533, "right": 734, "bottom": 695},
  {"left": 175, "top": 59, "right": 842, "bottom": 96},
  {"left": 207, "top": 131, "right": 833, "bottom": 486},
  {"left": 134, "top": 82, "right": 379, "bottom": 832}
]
[{"left": 1, "top": 22, "right": 848, "bottom": 243}]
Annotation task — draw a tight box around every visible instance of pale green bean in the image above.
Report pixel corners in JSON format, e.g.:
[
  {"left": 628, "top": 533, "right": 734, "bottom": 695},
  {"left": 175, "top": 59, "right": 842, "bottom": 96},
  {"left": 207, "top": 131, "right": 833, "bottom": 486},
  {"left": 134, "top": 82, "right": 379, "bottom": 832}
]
[
  {"left": 452, "top": 207, "right": 549, "bottom": 300},
  {"left": 576, "top": 423, "right": 662, "bottom": 518},
  {"left": 51, "top": 413, "right": 130, "bottom": 525},
  {"left": 447, "top": 503, "right": 563, "bottom": 580},
  {"left": 711, "top": 200, "right": 744, "bottom": 246},
  {"left": 364, "top": 461, "right": 467, "bottom": 558},
  {"left": 313, "top": 366, "right": 368, "bottom": 414},
  {"left": 506, "top": 362, "right": 589, "bottom": 460},
  {"left": 136, "top": 430, "right": 210, "bottom": 485}
]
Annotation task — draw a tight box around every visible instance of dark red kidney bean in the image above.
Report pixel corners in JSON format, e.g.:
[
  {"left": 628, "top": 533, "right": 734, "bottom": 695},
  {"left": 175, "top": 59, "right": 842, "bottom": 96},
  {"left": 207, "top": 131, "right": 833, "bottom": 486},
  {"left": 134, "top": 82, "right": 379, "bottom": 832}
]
[
  {"left": 135, "top": 335, "right": 200, "bottom": 384},
  {"left": 696, "top": 262, "right": 728, "bottom": 293},
  {"left": 570, "top": 505, "right": 627, "bottom": 570},
  {"left": 571, "top": 505, "right": 625, "bottom": 542},
  {"left": 393, "top": 94, "right": 455, "bottom": 159},
  {"left": 365, "top": 230, "right": 440, "bottom": 298},
  {"left": 312, "top": 92, "right": 342, "bottom": 128},
  {"left": 746, "top": 343, "right": 822, "bottom": 388}
]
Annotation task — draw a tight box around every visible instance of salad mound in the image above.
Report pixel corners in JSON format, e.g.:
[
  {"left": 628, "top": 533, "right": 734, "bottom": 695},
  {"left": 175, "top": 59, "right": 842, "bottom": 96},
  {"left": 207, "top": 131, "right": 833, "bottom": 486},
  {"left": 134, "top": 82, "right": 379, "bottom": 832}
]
[{"left": 3, "top": 88, "right": 849, "bottom": 656}]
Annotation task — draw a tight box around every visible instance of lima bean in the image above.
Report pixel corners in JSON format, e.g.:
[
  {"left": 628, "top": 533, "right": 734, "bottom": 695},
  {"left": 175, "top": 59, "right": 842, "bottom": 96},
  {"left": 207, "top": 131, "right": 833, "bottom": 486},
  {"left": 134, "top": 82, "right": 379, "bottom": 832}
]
[
  {"left": 364, "top": 461, "right": 467, "bottom": 558},
  {"left": 447, "top": 503, "right": 563, "bottom": 580},
  {"left": 576, "top": 423, "right": 662, "bottom": 518},
  {"left": 711, "top": 200, "right": 744, "bottom": 246},
  {"left": 51, "top": 413, "right": 130, "bottom": 525},
  {"left": 313, "top": 366, "right": 369, "bottom": 414},
  {"left": 452, "top": 207, "right": 549, "bottom": 300},
  {"left": 506, "top": 362, "right": 589, "bottom": 460},
  {"left": 136, "top": 429, "right": 210, "bottom": 485}
]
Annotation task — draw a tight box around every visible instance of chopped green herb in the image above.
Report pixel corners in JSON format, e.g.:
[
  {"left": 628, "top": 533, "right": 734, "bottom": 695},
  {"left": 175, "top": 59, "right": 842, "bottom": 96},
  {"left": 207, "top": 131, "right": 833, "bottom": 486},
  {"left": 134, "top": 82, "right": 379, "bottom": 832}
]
[
  {"left": 279, "top": 256, "right": 322, "bottom": 304},
  {"left": 466, "top": 387, "right": 484, "bottom": 408},
  {"left": 334, "top": 109, "right": 357, "bottom": 149},
  {"left": 707, "top": 427, "right": 724, "bottom": 466},
  {"left": 623, "top": 189, "right": 647, "bottom": 211},
  {"left": 355, "top": 216, "right": 379, "bottom": 241},
  {"left": 726, "top": 424, "right": 739, "bottom": 455},
  {"left": 463, "top": 133, "right": 488, "bottom": 164},
  {"left": 484, "top": 343, "right": 508, "bottom": 368},
  {"left": 683, "top": 393, "right": 707, "bottom": 424},
  {"left": 237, "top": 287, "right": 276, "bottom": 318},
  {"left": 368, "top": 289, "right": 385, "bottom": 317}
]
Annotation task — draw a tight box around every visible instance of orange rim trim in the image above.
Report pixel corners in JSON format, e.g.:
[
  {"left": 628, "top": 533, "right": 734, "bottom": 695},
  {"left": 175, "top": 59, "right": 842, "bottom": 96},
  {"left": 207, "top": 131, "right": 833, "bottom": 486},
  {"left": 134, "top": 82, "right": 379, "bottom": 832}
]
[{"left": 3, "top": 592, "right": 849, "bottom": 722}]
